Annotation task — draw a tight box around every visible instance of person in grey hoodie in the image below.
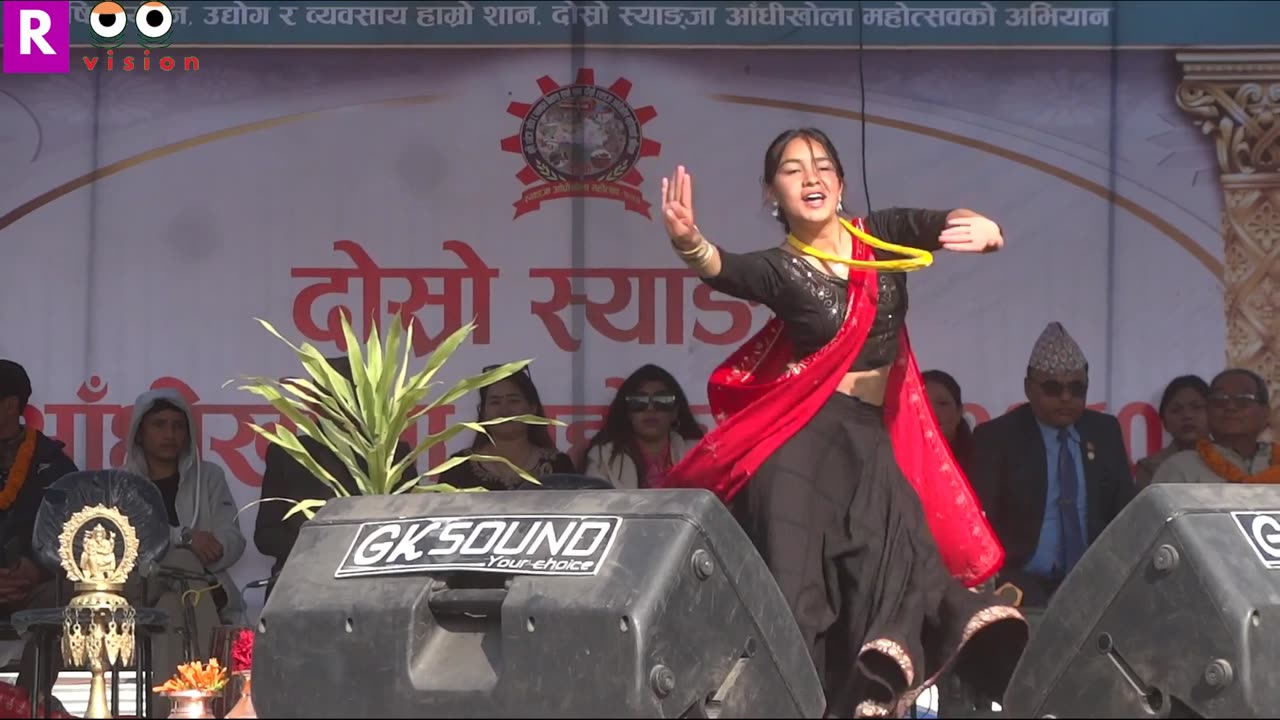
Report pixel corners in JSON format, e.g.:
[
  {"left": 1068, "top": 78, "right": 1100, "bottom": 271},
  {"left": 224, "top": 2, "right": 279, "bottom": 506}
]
[{"left": 121, "top": 388, "right": 247, "bottom": 623}]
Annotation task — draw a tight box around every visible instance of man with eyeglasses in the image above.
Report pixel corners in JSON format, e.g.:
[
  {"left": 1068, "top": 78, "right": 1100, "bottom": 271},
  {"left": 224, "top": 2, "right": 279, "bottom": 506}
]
[
  {"left": 1152, "top": 369, "right": 1275, "bottom": 485},
  {"left": 969, "top": 322, "right": 1136, "bottom": 608}
]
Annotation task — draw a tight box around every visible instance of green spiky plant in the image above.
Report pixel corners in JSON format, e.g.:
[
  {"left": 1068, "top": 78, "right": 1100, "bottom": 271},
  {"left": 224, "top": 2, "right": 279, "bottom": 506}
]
[{"left": 230, "top": 312, "right": 560, "bottom": 520}]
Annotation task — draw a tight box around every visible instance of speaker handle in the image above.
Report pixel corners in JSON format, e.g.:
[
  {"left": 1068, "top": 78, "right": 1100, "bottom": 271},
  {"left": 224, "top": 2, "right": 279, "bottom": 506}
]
[
  {"left": 428, "top": 588, "right": 508, "bottom": 617},
  {"left": 994, "top": 582, "right": 1024, "bottom": 607}
]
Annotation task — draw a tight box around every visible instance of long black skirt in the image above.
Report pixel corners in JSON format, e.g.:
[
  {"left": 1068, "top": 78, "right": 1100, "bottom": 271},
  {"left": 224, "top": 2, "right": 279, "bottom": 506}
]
[{"left": 734, "top": 393, "right": 1029, "bottom": 718}]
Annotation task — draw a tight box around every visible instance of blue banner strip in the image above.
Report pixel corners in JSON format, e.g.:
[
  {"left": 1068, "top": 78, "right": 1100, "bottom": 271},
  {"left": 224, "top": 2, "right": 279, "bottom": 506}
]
[{"left": 2, "top": 1, "right": 1278, "bottom": 48}]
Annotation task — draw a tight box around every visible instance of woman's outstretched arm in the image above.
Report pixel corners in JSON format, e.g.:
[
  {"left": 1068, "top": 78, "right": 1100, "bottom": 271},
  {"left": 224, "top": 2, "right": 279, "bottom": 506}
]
[{"left": 663, "top": 165, "right": 788, "bottom": 307}]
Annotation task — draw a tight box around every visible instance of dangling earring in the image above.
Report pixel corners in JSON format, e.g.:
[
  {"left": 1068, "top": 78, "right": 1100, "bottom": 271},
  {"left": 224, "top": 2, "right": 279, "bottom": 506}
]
[
  {"left": 771, "top": 202, "right": 780, "bottom": 218},
  {"left": 837, "top": 200, "right": 845, "bottom": 214}
]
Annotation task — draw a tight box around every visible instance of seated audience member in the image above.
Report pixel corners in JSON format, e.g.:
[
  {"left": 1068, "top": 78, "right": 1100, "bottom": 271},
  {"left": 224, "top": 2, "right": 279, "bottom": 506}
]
[
  {"left": 440, "top": 367, "right": 573, "bottom": 490},
  {"left": 255, "top": 357, "right": 415, "bottom": 582},
  {"left": 1134, "top": 375, "right": 1209, "bottom": 489},
  {"left": 581, "top": 364, "right": 704, "bottom": 488},
  {"left": 121, "top": 388, "right": 246, "bottom": 709},
  {"left": 1153, "top": 369, "right": 1275, "bottom": 485},
  {"left": 0, "top": 361, "right": 77, "bottom": 701},
  {"left": 923, "top": 369, "right": 976, "bottom": 476},
  {"left": 970, "top": 322, "right": 1136, "bottom": 608}
]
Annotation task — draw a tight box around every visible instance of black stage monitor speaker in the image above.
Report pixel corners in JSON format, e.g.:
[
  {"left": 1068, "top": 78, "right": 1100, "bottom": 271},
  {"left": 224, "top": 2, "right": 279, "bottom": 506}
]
[
  {"left": 252, "top": 489, "right": 825, "bottom": 718},
  {"left": 1004, "top": 483, "right": 1280, "bottom": 718}
]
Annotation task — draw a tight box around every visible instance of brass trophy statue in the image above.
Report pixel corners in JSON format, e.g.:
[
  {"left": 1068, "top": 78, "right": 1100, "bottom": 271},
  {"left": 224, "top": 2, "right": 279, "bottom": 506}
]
[{"left": 58, "top": 505, "right": 142, "bottom": 719}]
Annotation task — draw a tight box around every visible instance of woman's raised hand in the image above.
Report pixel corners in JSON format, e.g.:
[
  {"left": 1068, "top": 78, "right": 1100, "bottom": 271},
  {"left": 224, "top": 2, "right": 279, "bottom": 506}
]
[{"left": 661, "top": 165, "right": 698, "bottom": 249}]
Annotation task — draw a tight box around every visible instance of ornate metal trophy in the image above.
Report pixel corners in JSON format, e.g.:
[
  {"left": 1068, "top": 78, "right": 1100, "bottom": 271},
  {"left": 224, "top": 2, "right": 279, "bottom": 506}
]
[{"left": 58, "top": 505, "right": 141, "bottom": 719}]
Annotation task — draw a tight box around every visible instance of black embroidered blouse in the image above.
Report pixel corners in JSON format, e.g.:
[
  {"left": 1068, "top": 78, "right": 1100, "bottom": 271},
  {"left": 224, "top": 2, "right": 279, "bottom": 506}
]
[
  {"left": 440, "top": 446, "right": 576, "bottom": 491},
  {"left": 702, "top": 208, "right": 950, "bottom": 370}
]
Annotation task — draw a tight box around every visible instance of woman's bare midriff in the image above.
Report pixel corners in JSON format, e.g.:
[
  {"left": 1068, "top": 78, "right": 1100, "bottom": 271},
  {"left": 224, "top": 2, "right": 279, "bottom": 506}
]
[
  {"left": 782, "top": 363, "right": 891, "bottom": 405},
  {"left": 836, "top": 365, "right": 890, "bottom": 406}
]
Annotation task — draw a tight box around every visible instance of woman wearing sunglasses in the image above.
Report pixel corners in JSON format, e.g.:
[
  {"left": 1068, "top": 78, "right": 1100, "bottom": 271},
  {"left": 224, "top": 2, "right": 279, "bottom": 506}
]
[
  {"left": 581, "top": 364, "right": 704, "bottom": 489},
  {"left": 655, "top": 129, "right": 1026, "bottom": 717}
]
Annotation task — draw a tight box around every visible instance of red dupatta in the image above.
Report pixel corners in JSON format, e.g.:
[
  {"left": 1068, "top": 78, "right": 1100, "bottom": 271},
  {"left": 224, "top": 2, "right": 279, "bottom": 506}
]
[{"left": 661, "top": 218, "right": 1004, "bottom": 587}]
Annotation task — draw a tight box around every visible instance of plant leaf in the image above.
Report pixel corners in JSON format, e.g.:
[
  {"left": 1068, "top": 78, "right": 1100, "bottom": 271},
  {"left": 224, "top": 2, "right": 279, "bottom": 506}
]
[
  {"left": 377, "top": 311, "right": 404, "bottom": 438},
  {"left": 315, "top": 418, "right": 373, "bottom": 495},
  {"left": 236, "top": 315, "right": 555, "bottom": 511},
  {"left": 243, "top": 424, "right": 349, "bottom": 498},
  {"left": 292, "top": 335, "right": 363, "bottom": 432},
  {"left": 235, "top": 378, "right": 375, "bottom": 496},
  {"left": 340, "top": 312, "right": 389, "bottom": 491},
  {"left": 282, "top": 498, "right": 328, "bottom": 521},
  {"left": 413, "top": 483, "right": 488, "bottom": 493},
  {"left": 274, "top": 377, "right": 376, "bottom": 456},
  {"left": 427, "top": 360, "right": 535, "bottom": 412},
  {"left": 418, "top": 453, "right": 475, "bottom": 477},
  {"left": 384, "top": 417, "right": 555, "bottom": 489},
  {"left": 393, "top": 314, "right": 414, "bottom": 404},
  {"left": 232, "top": 497, "right": 301, "bottom": 522},
  {"left": 413, "top": 320, "right": 478, "bottom": 391},
  {"left": 425, "top": 452, "right": 542, "bottom": 487}
]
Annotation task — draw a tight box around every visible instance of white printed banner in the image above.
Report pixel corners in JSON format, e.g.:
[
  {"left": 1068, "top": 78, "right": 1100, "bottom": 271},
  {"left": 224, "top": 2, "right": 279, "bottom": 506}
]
[{"left": 0, "top": 47, "right": 1233, "bottom": 615}]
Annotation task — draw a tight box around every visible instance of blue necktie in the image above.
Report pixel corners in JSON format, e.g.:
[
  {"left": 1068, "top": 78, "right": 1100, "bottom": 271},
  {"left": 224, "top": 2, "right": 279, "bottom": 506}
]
[{"left": 1058, "top": 427, "right": 1086, "bottom": 577}]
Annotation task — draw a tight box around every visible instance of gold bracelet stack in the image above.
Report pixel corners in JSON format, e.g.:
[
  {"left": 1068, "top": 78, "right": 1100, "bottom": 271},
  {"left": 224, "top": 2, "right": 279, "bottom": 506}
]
[{"left": 673, "top": 233, "right": 714, "bottom": 267}]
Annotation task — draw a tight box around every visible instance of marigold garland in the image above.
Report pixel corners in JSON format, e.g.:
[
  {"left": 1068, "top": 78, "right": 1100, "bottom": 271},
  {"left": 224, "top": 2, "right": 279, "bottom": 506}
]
[
  {"left": 154, "top": 659, "right": 228, "bottom": 694},
  {"left": 1197, "top": 438, "right": 1280, "bottom": 484},
  {"left": 0, "top": 428, "right": 36, "bottom": 511}
]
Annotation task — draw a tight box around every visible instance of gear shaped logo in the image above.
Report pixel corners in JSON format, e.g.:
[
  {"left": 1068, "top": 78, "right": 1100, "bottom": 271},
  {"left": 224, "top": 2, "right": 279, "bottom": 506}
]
[{"left": 502, "top": 69, "right": 661, "bottom": 219}]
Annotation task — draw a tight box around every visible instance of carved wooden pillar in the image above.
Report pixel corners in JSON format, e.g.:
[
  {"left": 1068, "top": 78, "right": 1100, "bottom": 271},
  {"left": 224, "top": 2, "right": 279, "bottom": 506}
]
[{"left": 1176, "top": 53, "right": 1280, "bottom": 431}]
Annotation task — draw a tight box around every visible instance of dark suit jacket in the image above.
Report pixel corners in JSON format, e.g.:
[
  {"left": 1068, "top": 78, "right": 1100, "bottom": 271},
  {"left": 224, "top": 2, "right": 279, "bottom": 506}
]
[
  {"left": 254, "top": 437, "right": 416, "bottom": 576},
  {"left": 970, "top": 404, "right": 1137, "bottom": 605}
]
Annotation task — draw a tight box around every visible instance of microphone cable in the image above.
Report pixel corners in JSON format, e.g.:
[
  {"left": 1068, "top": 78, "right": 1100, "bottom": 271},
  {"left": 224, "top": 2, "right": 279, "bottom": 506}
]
[{"left": 856, "top": 0, "right": 872, "bottom": 215}]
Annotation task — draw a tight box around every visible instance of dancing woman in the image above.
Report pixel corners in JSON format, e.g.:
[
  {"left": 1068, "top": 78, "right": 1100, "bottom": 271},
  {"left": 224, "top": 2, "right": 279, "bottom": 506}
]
[{"left": 659, "top": 128, "right": 1028, "bottom": 717}]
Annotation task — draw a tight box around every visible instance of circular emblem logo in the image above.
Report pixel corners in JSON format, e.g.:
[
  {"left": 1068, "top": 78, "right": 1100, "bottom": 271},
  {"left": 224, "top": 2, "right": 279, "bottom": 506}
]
[{"left": 519, "top": 83, "right": 641, "bottom": 184}]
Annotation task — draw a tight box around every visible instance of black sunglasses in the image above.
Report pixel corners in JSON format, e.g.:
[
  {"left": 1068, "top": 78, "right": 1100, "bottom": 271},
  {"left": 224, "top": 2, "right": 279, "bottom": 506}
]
[
  {"left": 1032, "top": 379, "right": 1088, "bottom": 399},
  {"left": 626, "top": 393, "right": 677, "bottom": 412},
  {"left": 1209, "top": 392, "right": 1263, "bottom": 410}
]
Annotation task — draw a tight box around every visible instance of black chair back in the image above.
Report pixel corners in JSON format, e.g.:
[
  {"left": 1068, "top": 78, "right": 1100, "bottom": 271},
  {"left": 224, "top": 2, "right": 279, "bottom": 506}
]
[{"left": 31, "top": 469, "right": 173, "bottom": 578}]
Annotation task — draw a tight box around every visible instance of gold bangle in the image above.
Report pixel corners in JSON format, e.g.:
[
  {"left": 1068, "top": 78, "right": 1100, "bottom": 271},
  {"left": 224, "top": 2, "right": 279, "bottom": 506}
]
[
  {"left": 672, "top": 234, "right": 700, "bottom": 253},
  {"left": 671, "top": 227, "right": 706, "bottom": 255},
  {"left": 677, "top": 240, "right": 714, "bottom": 266},
  {"left": 674, "top": 241, "right": 704, "bottom": 259}
]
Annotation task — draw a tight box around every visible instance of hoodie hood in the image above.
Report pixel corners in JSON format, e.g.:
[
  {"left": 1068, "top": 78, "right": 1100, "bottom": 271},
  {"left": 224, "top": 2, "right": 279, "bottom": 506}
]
[
  {"left": 123, "top": 388, "right": 204, "bottom": 525},
  {"left": 118, "top": 389, "right": 249, "bottom": 623}
]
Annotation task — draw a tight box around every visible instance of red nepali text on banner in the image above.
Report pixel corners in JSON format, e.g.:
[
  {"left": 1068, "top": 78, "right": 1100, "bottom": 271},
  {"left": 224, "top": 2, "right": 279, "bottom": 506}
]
[{"left": 288, "top": 240, "right": 765, "bottom": 356}]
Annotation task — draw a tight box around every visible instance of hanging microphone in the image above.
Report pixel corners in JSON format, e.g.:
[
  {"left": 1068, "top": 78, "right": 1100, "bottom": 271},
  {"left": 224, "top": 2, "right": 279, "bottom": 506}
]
[{"left": 856, "top": 0, "right": 873, "bottom": 214}]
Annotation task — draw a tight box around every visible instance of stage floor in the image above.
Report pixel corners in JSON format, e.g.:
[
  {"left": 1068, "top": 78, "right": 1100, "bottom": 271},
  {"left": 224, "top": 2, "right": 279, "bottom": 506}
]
[{"left": 0, "top": 672, "right": 974, "bottom": 718}]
